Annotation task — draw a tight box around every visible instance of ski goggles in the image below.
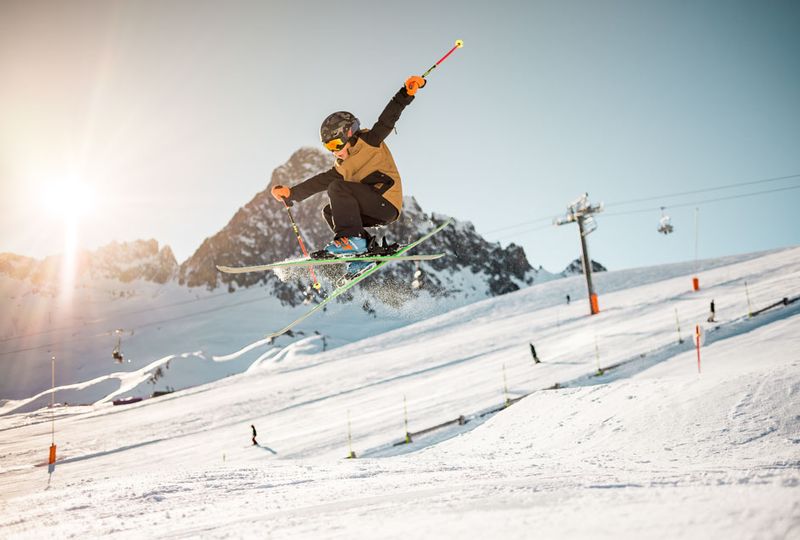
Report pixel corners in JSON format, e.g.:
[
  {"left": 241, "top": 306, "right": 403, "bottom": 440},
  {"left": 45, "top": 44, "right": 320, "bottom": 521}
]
[{"left": 323, "top": 138, "right": 347, "bottom": 152}]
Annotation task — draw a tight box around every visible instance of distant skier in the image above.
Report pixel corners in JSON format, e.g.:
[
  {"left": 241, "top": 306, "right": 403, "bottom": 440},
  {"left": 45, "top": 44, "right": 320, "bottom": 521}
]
[
  {"left": 566, "top": 294, "right": 571, "bottom": 305},
  {"left": 270, "top": 75, "right": 427, "bottom": 274},
  {"left": 529, "top": 343, "right": 541, "bottom": 364},
  {"left": 707, "top": 299, "right": 716, "bottom": 323},
  {"left": 251, "top": 424, "right": 258, "bottom": 446}
]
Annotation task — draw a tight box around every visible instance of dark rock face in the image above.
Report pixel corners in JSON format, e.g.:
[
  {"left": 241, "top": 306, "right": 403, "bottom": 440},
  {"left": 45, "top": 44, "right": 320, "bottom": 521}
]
[
  {"left": 178, "top": 147, "right": 542, "bottom": 305},
  {"left": 562, "top": 257, "right": 607, "bottom": 276}
]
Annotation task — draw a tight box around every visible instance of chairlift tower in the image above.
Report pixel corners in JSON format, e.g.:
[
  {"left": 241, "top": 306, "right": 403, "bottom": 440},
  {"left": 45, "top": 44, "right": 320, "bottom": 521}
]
[{"left": 554, "top": 193, "right": 604, "bottom": 315}]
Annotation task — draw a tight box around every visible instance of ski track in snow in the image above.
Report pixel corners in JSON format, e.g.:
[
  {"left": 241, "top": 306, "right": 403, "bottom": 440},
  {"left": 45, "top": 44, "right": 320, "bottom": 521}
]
[{"left": 0, "top": 247, "right": 799, "bottom": 538}]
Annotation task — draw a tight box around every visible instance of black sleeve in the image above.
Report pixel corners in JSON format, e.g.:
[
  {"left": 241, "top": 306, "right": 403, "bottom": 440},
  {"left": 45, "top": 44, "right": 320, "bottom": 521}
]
[
  {"left": 288, "top": 168, "right": 344, "bottom": 203},
  {"left": 361, "top": 87, "right": 415, "bottom": 147}
]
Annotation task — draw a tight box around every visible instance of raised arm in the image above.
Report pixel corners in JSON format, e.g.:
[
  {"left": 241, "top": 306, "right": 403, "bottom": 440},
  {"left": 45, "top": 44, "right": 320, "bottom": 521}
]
[
  {"left": 285, "top": 168, "right": 343, "bottom": 204},
  {"left": 361, "top": 76, "right": 425, "bottom": 147}
]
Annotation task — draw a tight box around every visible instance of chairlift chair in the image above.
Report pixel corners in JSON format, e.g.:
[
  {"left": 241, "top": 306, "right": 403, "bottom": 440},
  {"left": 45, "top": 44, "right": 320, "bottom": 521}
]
[
  {"left": 112, "top": 340, "right": 124, "bottom": 363},
  {"left": 112, "top": 329, "right": 126, "bottom": 363},
  {"left": 657, "top": 208, "right": 674, "bottom": 235}
]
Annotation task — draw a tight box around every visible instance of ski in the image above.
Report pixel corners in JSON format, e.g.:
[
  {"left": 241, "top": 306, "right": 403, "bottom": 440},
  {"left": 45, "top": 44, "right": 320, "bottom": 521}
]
[
  {"left": 213, "top": 218, "right": 453, "bottom": 361},
  {"left": 216, "top": 253, "right": 444, "bottom": 274}
]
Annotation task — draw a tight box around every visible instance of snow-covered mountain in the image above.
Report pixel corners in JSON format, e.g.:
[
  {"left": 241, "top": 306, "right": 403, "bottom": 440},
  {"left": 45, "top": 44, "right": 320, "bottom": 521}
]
[
  {"left": 0, "top": 239, "right": 178, "bottom": 288},
  {"left": 179, "top": 147, "right": 545, "bottom": 303}
]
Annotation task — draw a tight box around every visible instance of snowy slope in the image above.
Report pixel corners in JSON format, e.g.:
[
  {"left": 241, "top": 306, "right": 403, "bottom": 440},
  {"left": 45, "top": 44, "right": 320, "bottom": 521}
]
[
  {"left": 0, "top": 247, "right": 798, "bottom": 538},
  {"left": 0, "top": 244, "right": 779, "bottom": 407}
]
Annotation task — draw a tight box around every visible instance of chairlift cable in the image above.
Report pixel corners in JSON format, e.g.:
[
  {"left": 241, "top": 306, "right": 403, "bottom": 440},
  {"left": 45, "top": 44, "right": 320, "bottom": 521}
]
[
  {"left": 605, "top": 173, "right": 800, "bottom": 208},
  {"left": 0, "top": 290, "right": 239, "bottom": 344},
  {"left": 0, "top": 294, "right": 274, "bottom": 358},
  {"left": 490, "top": 183, "right": 800, "bottom": 241},
  {"left": 483, "top": 173, "right": 800, "bottom": 237},
  {"left": 603, "top": 184, "right": 800, "bottom": 217}
]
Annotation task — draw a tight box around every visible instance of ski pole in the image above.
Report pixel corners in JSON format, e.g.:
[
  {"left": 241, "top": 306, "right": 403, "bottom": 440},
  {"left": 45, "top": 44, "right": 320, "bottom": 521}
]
[
  {"left": 282, "top": 200, "right": 321, "bottom": 290},
  {"left": 421, "top": 39, "right": 464, "bottom": 79}
]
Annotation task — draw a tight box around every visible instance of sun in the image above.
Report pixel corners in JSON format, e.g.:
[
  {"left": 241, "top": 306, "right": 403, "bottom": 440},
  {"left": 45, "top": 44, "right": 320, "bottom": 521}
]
[{"left": 42, "top": 177, "right": 96, "bottom": 220}]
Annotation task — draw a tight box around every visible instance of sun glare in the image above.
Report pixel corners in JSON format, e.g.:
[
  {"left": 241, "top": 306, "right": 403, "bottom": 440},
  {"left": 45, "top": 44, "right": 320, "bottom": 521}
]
[
  {"left": 42, "top": 178, "right": 96, "bottom": 219},
  {"left": 38, "top": 177, "right": 96, "bottom": 304}
]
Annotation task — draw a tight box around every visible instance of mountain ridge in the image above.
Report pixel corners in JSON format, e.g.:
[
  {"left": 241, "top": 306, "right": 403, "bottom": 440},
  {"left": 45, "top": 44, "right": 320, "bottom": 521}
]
[{"left": 1, "top": 148, "right": 596, "bottom": 303}]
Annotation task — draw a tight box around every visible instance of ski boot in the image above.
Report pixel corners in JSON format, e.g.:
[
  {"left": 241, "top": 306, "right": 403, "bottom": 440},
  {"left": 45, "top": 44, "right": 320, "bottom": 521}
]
[
  {"left": 323, "top": 236, "right": 368, "bottom": 256},
  {"left": 345, "top": 259, "right": 376, "bottom": 276},
  {"left": 341, "top": 235, "right": 396, "bottom": 276}
]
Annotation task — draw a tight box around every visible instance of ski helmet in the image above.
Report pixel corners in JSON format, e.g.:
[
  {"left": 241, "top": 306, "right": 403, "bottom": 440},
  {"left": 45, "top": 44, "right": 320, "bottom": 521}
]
[{"left": 320, "top": 111, "right": 360, "bottom": 151}]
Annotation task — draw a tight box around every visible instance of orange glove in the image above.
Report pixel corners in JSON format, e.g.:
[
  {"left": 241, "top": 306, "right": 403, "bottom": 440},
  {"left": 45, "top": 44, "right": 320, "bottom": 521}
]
[
  {"left": 271, "top": 185, "right": 291, "bottom": 202},
  {"left": 405, "top": 75, "right": 426, "bottom": 96}
]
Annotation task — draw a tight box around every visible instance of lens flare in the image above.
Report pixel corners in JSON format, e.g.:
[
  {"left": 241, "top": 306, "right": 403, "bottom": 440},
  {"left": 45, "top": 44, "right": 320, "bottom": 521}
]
[
  {"left": 42, "top": 178, "right": 95, "bottom": 219},
  {"left": 40, "top": 177, "right": 95, "bottom": 305}
]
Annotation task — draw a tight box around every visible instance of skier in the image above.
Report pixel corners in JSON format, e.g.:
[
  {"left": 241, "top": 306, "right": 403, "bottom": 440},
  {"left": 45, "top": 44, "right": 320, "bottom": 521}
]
[
  {"left": 707, "top": 299, "right": 716, "bottom": 323},
  {"left": 529, "top": 343, "right": 541, "bottom": 364},
  {"left": 251, "top": 424, "right": 258, "bottom": 446},
  {"left": 270, "top": 75, "right": 427, "bottom": 273}
]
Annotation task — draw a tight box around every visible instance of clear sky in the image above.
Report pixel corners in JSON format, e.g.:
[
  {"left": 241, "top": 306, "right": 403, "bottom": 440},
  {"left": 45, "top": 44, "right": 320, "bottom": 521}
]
[{"left": 1, "top": 0, "right": 799, "bottom": 272}]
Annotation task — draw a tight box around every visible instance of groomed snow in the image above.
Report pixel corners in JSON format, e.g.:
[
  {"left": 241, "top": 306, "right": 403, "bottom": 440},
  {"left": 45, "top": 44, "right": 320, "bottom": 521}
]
[{"left": 1, "top": 247, "right": 798, "bottom": 538}]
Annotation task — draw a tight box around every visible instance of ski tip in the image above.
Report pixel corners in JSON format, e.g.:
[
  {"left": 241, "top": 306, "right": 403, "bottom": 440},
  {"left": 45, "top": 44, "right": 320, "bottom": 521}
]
[{"left": 432, "top": 217, "right": 455, "bottom": 229}]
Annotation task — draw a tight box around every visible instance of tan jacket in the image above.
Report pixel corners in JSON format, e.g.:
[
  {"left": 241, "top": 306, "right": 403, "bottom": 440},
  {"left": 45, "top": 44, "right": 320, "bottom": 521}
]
[{"left": 334, "top": 134, "right": 403, "bottom": 213}]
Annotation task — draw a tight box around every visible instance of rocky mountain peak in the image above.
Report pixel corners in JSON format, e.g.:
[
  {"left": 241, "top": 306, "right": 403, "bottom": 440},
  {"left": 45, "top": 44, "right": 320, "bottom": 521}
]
[
  {"left": 90, "top": 239, "right": 178, "bottom": 283},
  {"left": 561, "top": 257, "right": 607, "bottom": 276}
]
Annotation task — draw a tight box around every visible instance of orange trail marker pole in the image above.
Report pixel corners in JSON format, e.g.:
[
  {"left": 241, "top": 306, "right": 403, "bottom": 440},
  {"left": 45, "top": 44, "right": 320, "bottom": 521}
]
[
  {"left": 695, "top": 325, "right": 702, "bottom": 374},
  {"left": 48, "top": 355, "right": 57, "bottom": 465}
]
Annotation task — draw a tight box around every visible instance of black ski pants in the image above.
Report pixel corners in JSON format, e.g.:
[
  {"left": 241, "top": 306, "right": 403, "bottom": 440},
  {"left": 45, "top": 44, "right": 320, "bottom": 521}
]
[{"left": 323, "top": 178, "right": 398, "bottom": 239}]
